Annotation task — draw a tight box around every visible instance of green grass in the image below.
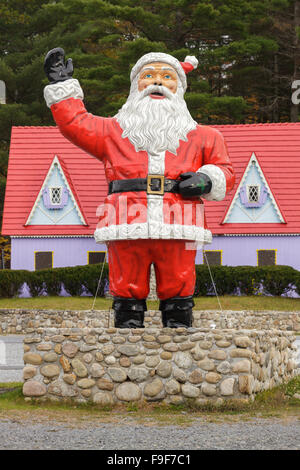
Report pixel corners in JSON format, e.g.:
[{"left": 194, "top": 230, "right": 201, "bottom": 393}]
[{"left": 0, "top": 295, "right": 299, "bottom": 311}]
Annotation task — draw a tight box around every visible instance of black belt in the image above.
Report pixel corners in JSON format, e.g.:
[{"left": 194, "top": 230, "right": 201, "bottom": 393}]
[{"left": 108, "top": 175, "right": 180, "bottom": 196}]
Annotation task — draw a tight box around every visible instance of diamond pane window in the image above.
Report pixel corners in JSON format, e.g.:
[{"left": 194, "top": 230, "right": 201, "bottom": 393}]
[
  {"left": 50, "top": 187, "right": 62, "bottom": 205},
  {"left": 247, "top": 185, "right": 259, "bottom": 203}
]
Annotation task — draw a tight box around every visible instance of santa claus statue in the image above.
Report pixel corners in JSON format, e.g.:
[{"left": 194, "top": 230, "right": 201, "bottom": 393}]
[{"left": 43, "top": 48, "right": 235, "bottom": 329}]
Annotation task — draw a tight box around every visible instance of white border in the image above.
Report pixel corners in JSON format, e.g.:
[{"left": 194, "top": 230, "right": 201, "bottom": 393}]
[
  {"left": 222, "top": 152, "right": 285, "bottom": 224},
  {"left": 25, "top": 155, "right": 87, "bottom": 226}
]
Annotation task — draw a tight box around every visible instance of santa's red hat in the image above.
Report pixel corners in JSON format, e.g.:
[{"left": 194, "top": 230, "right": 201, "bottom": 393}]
[{"left": 130, "top": 53, "right": 198, "bottom": 92}]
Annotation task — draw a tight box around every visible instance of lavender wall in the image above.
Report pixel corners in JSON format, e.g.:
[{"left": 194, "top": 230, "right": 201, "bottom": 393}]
[
  {"left": 11, "top": 237, "right": 107, "bottom": 271},
  {"left": 195, "top": 235, "right": 300, "bottom": 269},
  {"left": 11, "top": 235, "right": 300, "bottom": 271}
]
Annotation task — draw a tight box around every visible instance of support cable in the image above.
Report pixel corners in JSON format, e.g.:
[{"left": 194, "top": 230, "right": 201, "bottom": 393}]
[{"left": 202, "top": 249, "right": 223, "bottom": 313}]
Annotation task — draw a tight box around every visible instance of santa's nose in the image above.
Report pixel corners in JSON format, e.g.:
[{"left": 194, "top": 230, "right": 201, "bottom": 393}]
[{"left": 153, "top": 82, "right": 162, "bottom": 86}]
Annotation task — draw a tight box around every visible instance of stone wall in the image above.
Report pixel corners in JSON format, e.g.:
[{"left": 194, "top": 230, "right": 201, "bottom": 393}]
[
  {"left": 1, "top": 308, "right": 300, "bottom": 334},
  {"left": 22, "top": 326, "right": 298, "bottom": 405}
]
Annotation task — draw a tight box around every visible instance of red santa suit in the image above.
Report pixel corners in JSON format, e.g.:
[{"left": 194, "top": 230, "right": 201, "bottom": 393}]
[{"left": 44, "top": 58, "right": 235, "bottom": 302}]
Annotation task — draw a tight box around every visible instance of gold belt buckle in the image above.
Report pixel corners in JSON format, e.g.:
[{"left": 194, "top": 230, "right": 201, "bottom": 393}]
[{"left": 147, "top": 175, "right": 165, "bottom": 195}]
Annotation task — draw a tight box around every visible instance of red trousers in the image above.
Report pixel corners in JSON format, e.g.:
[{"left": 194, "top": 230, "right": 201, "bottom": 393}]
[{"left": 108, "top": 239, "right": 197, "bottom": 300}]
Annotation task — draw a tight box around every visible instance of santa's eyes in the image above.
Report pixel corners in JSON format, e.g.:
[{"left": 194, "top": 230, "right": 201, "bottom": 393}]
[{"left": 142, "top": 73, "right": 174, "bottom": 80}]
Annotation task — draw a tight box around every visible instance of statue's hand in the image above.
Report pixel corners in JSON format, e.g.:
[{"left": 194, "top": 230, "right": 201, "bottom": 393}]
[
  {"left": 179, "top": 172, "right": 212, "bottom": 197},
  {"left": 44, "top": 47, "right": 73, "bottom": 84}
]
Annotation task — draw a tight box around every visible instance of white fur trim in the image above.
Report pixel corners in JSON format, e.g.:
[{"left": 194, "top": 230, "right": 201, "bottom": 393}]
[
  {"left": 94, "top": 222, "right": 212, "bottom": 244},
  {"left": 197, "top": 164, "right": 226, "bottom": 201},
  {"left": 44, "top": 79, "right": 84, "bottom": 108},
  {"left": 184, "top": 56, "right": 198, "bottom": 69}
]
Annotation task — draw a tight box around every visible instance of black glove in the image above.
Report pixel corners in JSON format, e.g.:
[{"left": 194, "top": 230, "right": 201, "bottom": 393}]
[
  {"left": 179, "top": 172, "right": 212, "bottom": 197},
  {"left": 44, "top": 47, "right": 73, "bottom": 84}
]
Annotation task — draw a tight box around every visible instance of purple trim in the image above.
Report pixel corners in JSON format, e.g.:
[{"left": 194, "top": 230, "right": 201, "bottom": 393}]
[
  {"left": 240, "top": 185, "right": 268, "bottom": 208},
  {"left": 42, "top": 186, "right": 69, "bottom": 209}
]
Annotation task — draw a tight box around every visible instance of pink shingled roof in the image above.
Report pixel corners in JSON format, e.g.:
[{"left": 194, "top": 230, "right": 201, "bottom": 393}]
[
  {"left": 2, "top": 123, "right": 300, "bottom": 236},
  {"left": 207, "top": 122, "right": 300, "bottom": 234},
  {"left": 2, "top": 126, "right": 107, "bottom": 236}
]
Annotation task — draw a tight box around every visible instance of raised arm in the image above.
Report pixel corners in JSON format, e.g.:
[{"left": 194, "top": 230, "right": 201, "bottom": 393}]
[{"left": 43, "top": 48, "right": 105, "bottom": 160}]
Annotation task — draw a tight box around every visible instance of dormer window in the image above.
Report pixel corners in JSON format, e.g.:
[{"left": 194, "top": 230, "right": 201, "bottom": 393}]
[
  {"left": 50, "top": 187, "right": 62, "bottom": 205},
  {"left": 247, "top": 185, "right": 260, "bottom": 204}
]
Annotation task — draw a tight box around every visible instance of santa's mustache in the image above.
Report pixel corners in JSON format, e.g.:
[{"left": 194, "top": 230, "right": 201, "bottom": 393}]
[{"left": 138, "top": 84, "right": 174, "bottom": 100}]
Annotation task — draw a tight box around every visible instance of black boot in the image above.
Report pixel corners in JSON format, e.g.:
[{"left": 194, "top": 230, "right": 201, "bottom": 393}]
[
  {"left": 113, "top": 297, "right": 146, "bottom": 328},
  {"left": 160, "top": 296, "right": 194, "bottom": 328}
]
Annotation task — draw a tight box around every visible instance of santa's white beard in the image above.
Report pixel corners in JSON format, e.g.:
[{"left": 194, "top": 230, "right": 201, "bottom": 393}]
[{"left": 115, "top": 84, "right": 197, "bottom": 155}]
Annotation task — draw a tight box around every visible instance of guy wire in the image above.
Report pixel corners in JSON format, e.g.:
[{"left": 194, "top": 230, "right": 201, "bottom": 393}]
[
  {"left": 202, "top": 249, "right": 223, "bottom": 313},
  {"left": 91, "top": 251, "right": 107, "bottom": 311}
]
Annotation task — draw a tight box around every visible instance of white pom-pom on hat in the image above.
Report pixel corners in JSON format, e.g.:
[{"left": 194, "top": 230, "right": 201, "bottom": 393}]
[{"left": 184, "top": 56, "right": 199, "bottom": 69}]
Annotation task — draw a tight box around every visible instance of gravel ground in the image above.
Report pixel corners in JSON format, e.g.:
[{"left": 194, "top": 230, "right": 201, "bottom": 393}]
[{"left": 0, "top": 416, "right": 299, "bottom": 450}]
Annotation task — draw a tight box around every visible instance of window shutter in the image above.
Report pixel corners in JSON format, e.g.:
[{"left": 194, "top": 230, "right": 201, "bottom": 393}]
[
  {"left": 35, "top": 252, "right": 53, "bottom": 270},
  {"left": 257, "top": 250, "right": 276, "bottom": 266},
  {"left": 88, "top": 252, "right": 106, "bottom": 265}
]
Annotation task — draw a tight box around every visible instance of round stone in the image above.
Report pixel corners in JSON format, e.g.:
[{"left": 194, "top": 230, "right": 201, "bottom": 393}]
[
  {"left": 117, "top": 345, "right": 139, "bottom": 356},
  {"left": 102, "top": 344, "right": 115, "bottom": 355},
  {"left": 40, "top": 364, "right": 60, "bottom": 378},
  {"left": 197, "top": 358, "right": 215, "bottom": 371},
  {"left": 62, "top": 342, "right": 78, "bottom": 358},
  {"left": 23, "top": 380, "right": 47, "bottom": 397},
  {"left": 201, "top": 383, "right": 217, "bottom": 396},
  {"left": 205, "top": 372, "right": 221, "bottom": 384},
  {"left": 173, "top": 367, "right": 187, "bottom": 383},
  {"left": 165, "top": 379, "right": 181, "bottom": 395},
  {"left": 188, "top": 369, "right": 204, "bottom": 384},
  {"left": 127, "top": 367, "right": 149, "bottom": 383},
  {"left": 144, "top": 378, "right": 164, "bottom": 397},
  {"left": 90, "top": 363, "right": 105, "bottom": 378},
  {"left": 232, "top": 360, "right": 251, "bottom": 373},
  {"left": 105, "top": 355, "right": 116, "bottom": 365},
  {"left": 163, "top": 343, "right": 178, "bottom": 352},
  {"left": 95, "top": 352, "right": 104, "bottom": 362},
  {"left": 23, "top": 366, "right": 37, "bottom": 380},
  {"left": 63, "top": 373, "right": 76, "bottom": 385},
  {"left": 119, "top": 357, "right": 131, "bottom": 367},
  {"left": 145, "top": 356, "right": 160, "bottom": 368},
  {"left": 157, "top": 335, "right": 172, "bottom": 344},
  {"left": 132, "top": 355, "right": 146, "bottom": 365},
  {"left": 59, "top": 356, "right": 71, "bottom": 372},
  {"left": 208, "top": 350, "right": 227, "bottom": 360},
  {"left": 107, "top": 367, "right": 127, "bottom": 382},
  {"left": 115, "top": 383, "right": 142, "bottom": 402},
  {"left": 43, "top": 352, "right": 58, "bottom": 362},
  {"left": 156, "top": 361, "right": 172, "bottom": 378},
  {"left": 182, "top": 384, "right": 200, "bottom": 398},
  {"left": 220, "top": 377, "right": 235, "bottom": 396},
  {"left": 174, "top": 352, "right": 192, "bottom": 369},
  {"left": 83, "top": 353, "right": 93, "bottom": 363},
  {"left": 238, "top": 375, "right": 254, "bottom": 394},
  {"left": 160, "top": 351, "right": 172, "bottom": 360},
  {"left": 217, "top": 361, "right": 232, "bottom": 374},
  {"left": 71, "top": 359, "right": 88, "bottom": 377},
  {"left": 234, "top": 336, "right": 252, "bottom": 348},
  {"left": 36, "top": 343, "right": 52, "bottom": 351},
  {"left": 48, "top": 379, "right": 78, "bottom": 397},
  {"left": 97, "top": 379, "right": 114, "bottom": 391},
  {"left": 112, "top": 336, "right": 126, "bottom": 344},
  {"left": 93, "top": 392, "right": 114, "bottom": 406},
  {"left": 23, "top": 353, "right": 43, "bottom": 365},
  {"left": 77, "top": 378, "right": 96, "bottom": 389}
]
